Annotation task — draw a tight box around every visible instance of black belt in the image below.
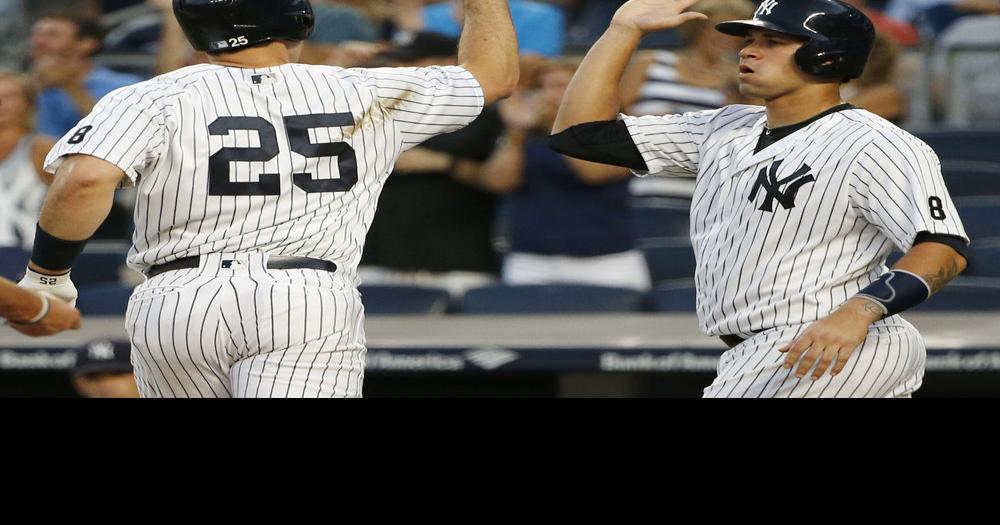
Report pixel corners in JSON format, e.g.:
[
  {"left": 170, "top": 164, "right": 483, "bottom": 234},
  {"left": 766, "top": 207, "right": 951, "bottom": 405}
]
[
  {"left": 147, "top": 256, "right": 337, "bottom": 278},
  {"left": 719, "top": 330, "right": 765, "bottom": 349},
  {"left": 719, "top": 334, "right": 747, "bottom": 349}
]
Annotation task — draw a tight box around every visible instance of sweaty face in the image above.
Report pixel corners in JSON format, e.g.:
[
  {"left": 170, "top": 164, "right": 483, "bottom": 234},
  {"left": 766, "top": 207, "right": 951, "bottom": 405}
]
[
  {"left": 0, "top": 78, "right": 30, "bottom": 130},
  {"left": 736, "top": 28, "right": 810, "bottom": 101}
]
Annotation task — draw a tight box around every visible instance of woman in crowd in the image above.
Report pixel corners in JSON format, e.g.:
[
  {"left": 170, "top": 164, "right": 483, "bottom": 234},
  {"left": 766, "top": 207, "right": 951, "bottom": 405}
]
[
  {"left": 480, "top": 58, "right": 651, "bottom": 292},
  {"left": 0, "top": 70, "right": 53, "bottom": 279}
]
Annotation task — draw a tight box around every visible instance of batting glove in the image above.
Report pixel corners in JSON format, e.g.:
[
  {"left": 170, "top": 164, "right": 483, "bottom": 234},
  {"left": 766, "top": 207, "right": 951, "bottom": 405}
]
[{"left": 18, "top": 268, "right": 79, "bottom": 307}]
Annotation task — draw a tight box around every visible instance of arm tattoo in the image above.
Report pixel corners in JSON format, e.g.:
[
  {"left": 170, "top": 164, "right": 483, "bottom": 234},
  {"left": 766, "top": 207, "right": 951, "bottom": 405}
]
[
  {"left": 922, "top": 258, "right": 961, "bottom": 294},
  {"left": 862, "top": 300, "right": 887, "bottom": 319}
]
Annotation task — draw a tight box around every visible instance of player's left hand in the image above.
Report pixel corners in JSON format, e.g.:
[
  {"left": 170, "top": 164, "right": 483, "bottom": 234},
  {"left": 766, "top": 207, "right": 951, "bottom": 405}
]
[{"left": 778, "top": 298, "right": 883, "bottom": 380}]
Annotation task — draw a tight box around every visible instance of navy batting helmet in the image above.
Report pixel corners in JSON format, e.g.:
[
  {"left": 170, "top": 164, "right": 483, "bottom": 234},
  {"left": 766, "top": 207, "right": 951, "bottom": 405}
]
[
  {"left": 173, "top": 0, "right": 315, "bottom": 54},
  {"left": 715, "top": 0, "right": 875, "bottom": 80}
]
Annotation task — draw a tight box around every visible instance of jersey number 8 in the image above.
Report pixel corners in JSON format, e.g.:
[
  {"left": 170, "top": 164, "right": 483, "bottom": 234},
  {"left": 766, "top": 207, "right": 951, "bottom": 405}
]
[{"left": 208, "top": 113, "right": 358, "bottom": 197}]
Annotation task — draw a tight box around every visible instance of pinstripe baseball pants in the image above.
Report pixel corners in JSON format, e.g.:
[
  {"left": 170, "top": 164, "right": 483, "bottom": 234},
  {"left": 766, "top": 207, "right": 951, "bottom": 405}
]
[
  {"left": 703, "top": 316, "right": 926, "bottom": 398},
  {"left": 125, "top": 253, "right": 366, "bottom": 398}
]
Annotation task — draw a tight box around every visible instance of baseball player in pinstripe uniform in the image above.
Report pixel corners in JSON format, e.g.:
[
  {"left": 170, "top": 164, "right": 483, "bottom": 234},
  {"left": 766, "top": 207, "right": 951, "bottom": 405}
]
[
  {"left": 15, "top": 0, "right": 519, "bottom": 397},
  {"left": 550, "top": 0, "right": 970, "bottom": 397}
]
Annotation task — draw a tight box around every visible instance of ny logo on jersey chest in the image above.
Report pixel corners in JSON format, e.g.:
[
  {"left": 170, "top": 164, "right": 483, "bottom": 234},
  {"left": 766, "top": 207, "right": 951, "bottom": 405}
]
[{"left": 748, "top": 159, "right": 815, "bottom": 212}]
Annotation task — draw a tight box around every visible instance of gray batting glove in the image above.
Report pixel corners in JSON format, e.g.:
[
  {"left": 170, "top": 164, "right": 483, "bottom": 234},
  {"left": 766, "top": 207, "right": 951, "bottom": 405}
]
[{"left": 18, "top": 268, "right": 79, "bottom": 308}]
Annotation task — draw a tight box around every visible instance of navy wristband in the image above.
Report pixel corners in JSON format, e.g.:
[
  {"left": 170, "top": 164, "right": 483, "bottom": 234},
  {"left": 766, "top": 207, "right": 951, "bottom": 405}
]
[
  {"left": 855, "top": 270, "right": 932, "bottom": 316},
  {"left": 30, "top": 224, "right": 89, "bottom": 271}
]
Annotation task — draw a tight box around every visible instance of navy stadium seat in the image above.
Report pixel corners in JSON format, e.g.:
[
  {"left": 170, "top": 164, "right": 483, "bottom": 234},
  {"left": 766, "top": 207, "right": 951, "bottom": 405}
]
[
  {"left": 941, "top": 162, "right": 1000, "bottom": 197},
  {"left": 914, "top": 129, "right": 1000, "bottom": 163},
  {"left": 910, "top": 276, "right": 1000, "bottom": 311},
  {"left": 76, "top": 283, "right": 137, "bottom": 316},
  {"left": 72, "top": 242, "right": 131, "bottom": 286},
  {"left": 358, "top": 285, "right": 451, "bottom": 315},
  {"left": 460, "top": 285, "right": 644, "bottom": 314},
  {"left": 954, "top": 197, "right": 1000, "bottom": 240},
  {"left": 631, "top": 197, "right": 691, "bottom": 240},
  {"left": 963, "top": 242, "right": 1000, "bottom": 278},
  {"left": 0, "top": 247, "right": 29, "bottom": 281},
  {"left": 641, "top": 239, "right": 697, "bottom": 283},
  {"left": 648, "top": 279, "right": 698, "bottom": 312}
]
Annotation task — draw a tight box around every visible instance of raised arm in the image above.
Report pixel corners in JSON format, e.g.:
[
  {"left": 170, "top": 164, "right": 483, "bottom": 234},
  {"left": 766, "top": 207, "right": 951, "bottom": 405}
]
[
  {"left": 457, "top": 0, "right": 520, "bottom": 104},
  {"left": 552, "top": 0, "right": 706, "bottom": 134}
]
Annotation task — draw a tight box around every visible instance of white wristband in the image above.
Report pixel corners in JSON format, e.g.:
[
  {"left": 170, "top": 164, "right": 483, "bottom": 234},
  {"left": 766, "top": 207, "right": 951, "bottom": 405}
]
[{"left": 9, "top": 294, "right": 50, "bottom": 325}]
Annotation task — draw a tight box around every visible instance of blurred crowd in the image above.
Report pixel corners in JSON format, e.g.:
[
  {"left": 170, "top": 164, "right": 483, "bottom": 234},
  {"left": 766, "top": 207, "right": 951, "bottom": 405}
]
[{"left": 1, "top": 0, "right": 998, "bottom": 297}]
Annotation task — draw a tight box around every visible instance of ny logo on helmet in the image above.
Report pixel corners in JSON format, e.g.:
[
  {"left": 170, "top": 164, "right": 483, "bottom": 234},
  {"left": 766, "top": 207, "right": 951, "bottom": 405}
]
[{"left": 755, "top": 0, "right": 779, "bottom": 17}]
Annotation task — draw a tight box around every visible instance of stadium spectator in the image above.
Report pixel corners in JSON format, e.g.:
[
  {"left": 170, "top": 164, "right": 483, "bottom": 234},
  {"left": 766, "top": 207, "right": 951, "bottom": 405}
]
[
  {"left": 0, "top": 0, "right": 29, "bottom": 71},
  {"left": 300, "top": 0, "right": 379, "bottom": 65},
  {"left": 843, "top": 32, "right": 907, "bottom": 123},
  {"left": 621, "top": 0, "right": 756, "bottom": 116},
  {"left": 25, "top": 0, "right": 100, "bottom": 21},
  {"left": 0, "top": 71, "right": 54, "bottom": 279},
  {"left": 931, "top": 13, "right": 1000, "bottom": 123},
  {"left": 844, "top": 0, "right": 921, "bottom": 46},
  {"left": 421, "top": 0, "right": 567, "bottom": 57},
  {"left": 480, "top": 58, "right": 651, "bottom": 291},
  {"left": 30, "top": 14, "right": 143, "bottom": 139},
  {"left": 71, "top": 341, "right": 140, "bottom": 398},
  {"left": 885, "top": 0, "right": 1000, "bottom": 36},
  {"left": 563, "top": 0, "right": 685, "bottom": 52},
  {"left": 359, "top": 31, "right": 506, "bottom": 296}
]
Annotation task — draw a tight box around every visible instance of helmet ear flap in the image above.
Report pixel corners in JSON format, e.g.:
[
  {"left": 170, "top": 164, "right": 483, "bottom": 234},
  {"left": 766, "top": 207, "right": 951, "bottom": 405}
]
[
  {"left": 794, "top": 39, "right": 853, "bottom": 80},
  {"left": 795, "top": 38, "right": 867, "bottom": 80}
]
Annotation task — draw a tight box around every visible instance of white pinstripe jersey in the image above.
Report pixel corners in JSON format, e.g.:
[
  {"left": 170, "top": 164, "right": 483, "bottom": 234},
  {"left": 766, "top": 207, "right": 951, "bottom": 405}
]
[
  {"left": 623, "top": 104, "right": 969, "bottom": 336},
  {"left": 44, "top": 63, "right": 485, "bottom": 281}
]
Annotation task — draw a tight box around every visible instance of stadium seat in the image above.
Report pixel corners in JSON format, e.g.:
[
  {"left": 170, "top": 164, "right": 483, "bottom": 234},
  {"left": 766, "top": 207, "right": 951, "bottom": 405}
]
[
  {"left": 631, "top": 197, "right": 691, "bottom": 240},
  {"left": 963, "top": 241, "right": 1000, "bottom": 278},
  {"left": 911, "top": 276, "right": 1000, "bottom": 311},
  {"left": 954, "top": 197, "right": 1000, "bottom": 240},
  {"left": 942, "top": 162, "right": 1000, "bottom": 197},
  {"left": 0, "top": 247, "right": 28, "bottom": 281},
  {"left": 72, "top": 242, "right": 131, "bottom": 286},
  {"left": 641, "top": 239, "right": 698, "bottom": 283},
  {"left": 914, "top": 129, "right": 1000, "bottom": 163},
  {"left": 76, "top": 283, "right": 137, "bottom": 316},
  {"left": 648, "top": 279, "right": 698, "bottom": 312},
  {"left": 358, "top": 285, "right": 451, "bottom": 315},
  {"left": 459, "top": 285, "right": 645, "bottom": 314}
]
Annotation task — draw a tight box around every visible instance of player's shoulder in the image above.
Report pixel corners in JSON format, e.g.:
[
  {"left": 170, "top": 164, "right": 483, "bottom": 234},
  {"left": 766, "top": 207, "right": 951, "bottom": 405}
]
[
  {"left": 102, "top": 64, "right": 219, "bottom": 104},
  {"left": 839, "top": 108, "right": 938, "bottom": 160},
  {"left": 146, "top": 63, "right": 226, "bottom": 89},
  {"left": 709, "top": 104, "right": 767, "bottom": 129}
]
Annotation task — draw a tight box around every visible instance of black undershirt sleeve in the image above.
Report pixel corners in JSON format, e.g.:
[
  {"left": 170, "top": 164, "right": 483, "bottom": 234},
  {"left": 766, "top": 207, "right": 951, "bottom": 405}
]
[
  {"left": 912, "top": 232, "right": 969, "bottom": 261},
  {"left": 548, "top": 120, "right": 649, "bottom": 171}
]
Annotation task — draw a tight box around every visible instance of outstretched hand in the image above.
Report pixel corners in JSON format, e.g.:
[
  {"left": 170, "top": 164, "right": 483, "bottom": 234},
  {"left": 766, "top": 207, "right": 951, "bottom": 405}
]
[{"left": 611, "top": 0, "right": 708, "bottom": 36}]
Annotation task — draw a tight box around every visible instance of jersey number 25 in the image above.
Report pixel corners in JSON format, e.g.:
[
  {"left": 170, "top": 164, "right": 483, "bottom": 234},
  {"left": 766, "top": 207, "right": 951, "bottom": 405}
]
[{"left": 208, "top": 113, "right": 358, "bottom": 197}]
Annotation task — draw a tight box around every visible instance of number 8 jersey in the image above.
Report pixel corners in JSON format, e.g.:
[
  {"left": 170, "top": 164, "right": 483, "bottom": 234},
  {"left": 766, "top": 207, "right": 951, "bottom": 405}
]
[{"left": 44, "top": 63, "right": 485, "bottom": 282}]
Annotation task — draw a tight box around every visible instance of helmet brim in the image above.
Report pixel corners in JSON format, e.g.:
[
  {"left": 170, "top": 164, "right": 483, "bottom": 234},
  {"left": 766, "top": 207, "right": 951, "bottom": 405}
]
[{"left": 715, "top": 19, "right": 815, "bottom": 40}]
